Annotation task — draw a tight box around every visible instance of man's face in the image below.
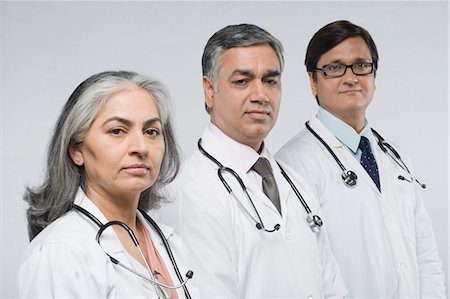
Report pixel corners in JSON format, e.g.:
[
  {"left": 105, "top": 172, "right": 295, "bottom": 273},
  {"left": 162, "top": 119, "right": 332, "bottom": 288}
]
[
  {"left": 310, "top": 37, "right": 376, "bottom": 130},
  {"left": 203, "top": 44, "right": 282, "bottom": 151}
]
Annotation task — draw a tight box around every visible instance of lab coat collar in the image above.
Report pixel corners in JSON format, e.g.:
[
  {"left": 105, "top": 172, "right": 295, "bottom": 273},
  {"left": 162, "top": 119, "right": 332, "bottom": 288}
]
[
  {"left": 137, "top": 210, "right": 174, "bottom": 245},
  {"left": 202, "top": 122, "right": 260, "bottom": 173},
  {"left": 73, "top": 188, "right": 126, "bottom": 259},
  {"left": 316, "top": 107, "right": 369, "bottom": 154},
  {"left": 311, "top": 118, "right": 382, "bottom": 194},
  {"left": 73, "top": 188, "right": 174, "bottom": 239},
  {"left": 309, "top": 117, "right": 344, "bottom": 149},
  {"left": 73, "top": 188, "right": 174, "bottom": 276},
  {"left": 202, "top": 123, "right": 285, "bottom": 216}
]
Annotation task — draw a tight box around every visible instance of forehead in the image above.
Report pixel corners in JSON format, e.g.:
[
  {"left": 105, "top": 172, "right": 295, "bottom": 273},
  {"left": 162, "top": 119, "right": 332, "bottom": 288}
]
[
  {"left": 318, "top": 37, "right": 372, "bottom": 64},
  {"left": 97, "top": 87, "right": 159, "bottom": 118},
  {"left": 218, "top": 44, "right": 281, "bottom": 73}
]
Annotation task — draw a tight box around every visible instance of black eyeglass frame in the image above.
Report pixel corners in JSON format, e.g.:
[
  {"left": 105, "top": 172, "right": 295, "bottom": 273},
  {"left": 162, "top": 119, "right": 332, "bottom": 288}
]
[{"left": 314, "top": 62, "right": 375, "bottom": 78}]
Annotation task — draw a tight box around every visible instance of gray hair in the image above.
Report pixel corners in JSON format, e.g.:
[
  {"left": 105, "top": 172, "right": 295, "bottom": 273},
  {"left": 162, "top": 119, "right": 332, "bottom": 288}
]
[
  {"left": 25, "top": 71, "right": 180, "bottom": 240},
  {"left": 201, "top": 23, "right": 284, "bottom": 113}
]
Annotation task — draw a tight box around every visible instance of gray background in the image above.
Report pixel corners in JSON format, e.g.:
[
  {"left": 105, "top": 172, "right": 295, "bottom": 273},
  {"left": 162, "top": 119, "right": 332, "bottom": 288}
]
[{"left": 1, "top": 1, "right": 448, "bottom": 297}]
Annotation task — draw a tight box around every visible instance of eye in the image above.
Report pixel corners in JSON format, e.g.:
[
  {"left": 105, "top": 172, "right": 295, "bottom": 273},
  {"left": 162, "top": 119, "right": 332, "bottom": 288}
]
[
  {"left": 232, "top": 78, "right": 250, "bottom": 86},
  {"left": 356, "top": 62, "right": 372, "bottom": 69},
  {"left": 325, "top": 63, "right": 343, "bottom": 72},
  {"left": 109, "top": 128, "right": 126, "bottom": 136},
  {"left": 264, "top": 78, "right": 279, "bottom": 86},
  {"left": 144, "top": 127, "right": 161, "bottom": 137}
]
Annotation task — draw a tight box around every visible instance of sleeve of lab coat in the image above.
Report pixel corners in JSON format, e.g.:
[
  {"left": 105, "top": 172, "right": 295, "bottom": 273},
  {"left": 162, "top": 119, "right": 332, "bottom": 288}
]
[
  {"left": 17, "top": 242, "right": 113, "bottom": 298},
  {"left": 160, "top": 168, "right": 240, "bottom": 298},
  {"left": 413, "top": 185, "right": 446, "bottom": 297}
]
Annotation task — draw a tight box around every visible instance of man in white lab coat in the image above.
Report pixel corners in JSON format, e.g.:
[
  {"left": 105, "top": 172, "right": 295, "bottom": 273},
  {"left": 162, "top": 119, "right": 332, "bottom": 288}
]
[
  {"left": 156, "top": 24, "right": 347, "bottom": 298},
  {"left": 276, "top": 20, "right": 446, "bottom": 298}
]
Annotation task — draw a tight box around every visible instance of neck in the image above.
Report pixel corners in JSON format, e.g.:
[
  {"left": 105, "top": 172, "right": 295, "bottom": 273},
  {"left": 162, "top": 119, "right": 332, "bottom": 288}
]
[
  {"left": 84, "top": 186, "right": 140, "bottom": 229},
  {"left": 325, "top": 109, "right": 366, "bottom": 133}
]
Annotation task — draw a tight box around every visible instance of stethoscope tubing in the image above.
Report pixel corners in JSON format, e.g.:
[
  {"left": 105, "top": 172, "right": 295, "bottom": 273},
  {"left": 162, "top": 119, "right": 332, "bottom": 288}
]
[
  {"left": 72, "top": 204, "right": 193, "bottom": 298},
  {"left": 139, "top": 209, "right": 193, "bottom": 297},
  {"left": 306, "top": 121, "right": 425, "bottom": 189},
  {"left": 197, "top": 138, "right": 322, "bottom": 233}
]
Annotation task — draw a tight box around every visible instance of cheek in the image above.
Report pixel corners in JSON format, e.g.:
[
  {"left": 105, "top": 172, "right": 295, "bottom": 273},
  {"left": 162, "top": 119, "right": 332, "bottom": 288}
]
[
  {"left": 152, "top": 143, "right": 166, "bottom": 168},
  {"left": 271, "top": 94, "right": 282, "bottom": 114},
  {"left": 364, "top": 79, "right": 376, "bottom": 97}
]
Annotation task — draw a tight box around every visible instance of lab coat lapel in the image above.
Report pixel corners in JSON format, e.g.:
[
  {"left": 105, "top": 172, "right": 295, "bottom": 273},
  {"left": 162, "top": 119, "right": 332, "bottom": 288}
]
[
  {"left": 75, "top": 190, "right": 152, "bottom": 280},
  {"left": 240, "top": 173, "right": 280, "bottom": 215},
  {"left": 310, "top": 118, "right": 382, "bottom": 195},
  {"left": 75, "top": 191, "right": 125, "bottom": 257},
  {"left": 345, "top": 148, "right": 382, "bottom": 195}
]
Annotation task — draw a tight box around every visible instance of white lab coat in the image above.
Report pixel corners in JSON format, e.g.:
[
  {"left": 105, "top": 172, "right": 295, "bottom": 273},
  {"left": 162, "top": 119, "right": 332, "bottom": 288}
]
[
  {"left": 276, "top": 116, "right": 446, "bottom": 298},
  {"left": 154, "top": 125, "right": 347, "bottom": 298},
  {"left": 17, "top": 188, "right": 198, "bottom": 298}
]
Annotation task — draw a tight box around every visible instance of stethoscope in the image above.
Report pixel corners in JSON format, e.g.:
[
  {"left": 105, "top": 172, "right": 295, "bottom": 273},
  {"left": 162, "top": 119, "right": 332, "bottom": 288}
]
[
  {"left": 72, "top": 204, "right": 193, "bottom": 299},
  {"left": 197, "top": 139, "right": 323, "bottom": 233},
  {"left": 305, "top": 121, "right": 426, "bottom": 189}
]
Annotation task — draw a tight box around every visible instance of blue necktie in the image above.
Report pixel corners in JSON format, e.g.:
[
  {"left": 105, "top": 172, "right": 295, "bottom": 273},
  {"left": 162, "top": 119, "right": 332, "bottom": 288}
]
[{"left": 359, "top": 136, "right": 380, "bottom": 191}]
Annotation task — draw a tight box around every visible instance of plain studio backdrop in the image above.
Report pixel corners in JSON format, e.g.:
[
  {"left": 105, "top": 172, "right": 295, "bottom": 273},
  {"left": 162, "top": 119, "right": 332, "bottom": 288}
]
[{"left": 0, "top": 1, "right": 448, "bottom": 297}]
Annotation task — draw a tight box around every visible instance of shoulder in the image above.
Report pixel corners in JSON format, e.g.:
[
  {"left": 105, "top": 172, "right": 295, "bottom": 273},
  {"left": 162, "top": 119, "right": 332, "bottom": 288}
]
[
  {"left": 17, "top": 211, "right": 114, "bottom": 297},
  {"left": 157, "top": 151, "right": 233, "bottom": 225},
  {"left": 167, "top": 151, "right": 227, "bottom": 199},
  {"left": 276, "top": 127, "right": 326, "bottom": 171},
  {"left": 21, "top": 211, "right": 106, "bottom": 266}
]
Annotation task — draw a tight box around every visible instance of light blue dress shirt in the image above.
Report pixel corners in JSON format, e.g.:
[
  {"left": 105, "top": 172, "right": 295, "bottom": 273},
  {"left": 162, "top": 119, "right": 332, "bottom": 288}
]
[{"left": 316, "top": 107, "right": 373, "bottom": 160}]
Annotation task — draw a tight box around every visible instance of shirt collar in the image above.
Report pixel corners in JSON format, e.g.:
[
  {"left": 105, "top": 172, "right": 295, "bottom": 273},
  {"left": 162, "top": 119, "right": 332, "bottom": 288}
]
[
  {"left": 316, "top": 107, "right": 371, "bottom": 154},
  {"left": 202, "top": 122, "right": 261, "bottom": 173}
]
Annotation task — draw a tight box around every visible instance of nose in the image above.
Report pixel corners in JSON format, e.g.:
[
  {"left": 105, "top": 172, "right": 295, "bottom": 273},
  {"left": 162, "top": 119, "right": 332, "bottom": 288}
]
[
  {"left": 342, "top": 66, "right": 358, "bottom": 85},
  {"left": 249, "top": 81, "right": 269, "bottom": 104},
  {"left": 128, "top": 131, "right": 148, "bottom": 158}
]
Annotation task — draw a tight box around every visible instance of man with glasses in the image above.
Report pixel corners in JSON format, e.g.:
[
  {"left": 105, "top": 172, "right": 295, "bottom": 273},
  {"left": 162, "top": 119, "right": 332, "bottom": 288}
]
[{"left": 276, "top": 20, "right": 445, "bottom": 298}]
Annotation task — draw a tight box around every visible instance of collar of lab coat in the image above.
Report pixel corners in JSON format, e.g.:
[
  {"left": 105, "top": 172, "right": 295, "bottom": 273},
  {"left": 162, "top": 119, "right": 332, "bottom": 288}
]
[
  {"left": 73, "top": 188, "right": 174, "bottom": 273},
  {"left": 310, "top": 117, "right": 383, "bottom": 194},
  {"left": 203, "top": 122, "right": 261, "bottom": 173},
  {"left": 202, "top": 123, "right": 288, "bottom": 215}
]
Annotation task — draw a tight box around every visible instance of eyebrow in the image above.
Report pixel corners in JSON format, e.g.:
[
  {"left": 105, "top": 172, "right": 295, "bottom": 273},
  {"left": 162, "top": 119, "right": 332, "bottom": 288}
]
[
  {"left": 230, "top": 69, "right": 281, "bottom": 78},
  {"left": 102, "top": 116, "right": 162, "bottom": 127},
  {"left": 263, "top": 70, "right": 281, "bottom": 77},
  {"left": 325, "top": 57, "right": 371, "bottom": 65}
]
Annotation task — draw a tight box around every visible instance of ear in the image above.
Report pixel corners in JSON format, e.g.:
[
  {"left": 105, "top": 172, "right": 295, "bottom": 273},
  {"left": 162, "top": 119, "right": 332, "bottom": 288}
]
[
  {"left": 69, "top": 145, "right": 84, "bottom": 166},
  {"left": 308, "top": 72, "right": 318, "bottom": 98},
  {"left": 203, "top": 76, "right": 215, "bottom": 111}
]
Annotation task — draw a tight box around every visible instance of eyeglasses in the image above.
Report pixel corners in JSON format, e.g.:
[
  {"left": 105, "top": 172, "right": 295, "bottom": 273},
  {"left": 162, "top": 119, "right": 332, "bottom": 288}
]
[{"left": 314, "top": 62, "right": 375, "bottom": 78}]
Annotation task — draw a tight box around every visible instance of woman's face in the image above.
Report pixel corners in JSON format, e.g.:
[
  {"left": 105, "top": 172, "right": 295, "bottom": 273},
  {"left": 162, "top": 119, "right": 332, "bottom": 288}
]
[{"left": 70, "top": 86, "right": 165, "bottom": 202}]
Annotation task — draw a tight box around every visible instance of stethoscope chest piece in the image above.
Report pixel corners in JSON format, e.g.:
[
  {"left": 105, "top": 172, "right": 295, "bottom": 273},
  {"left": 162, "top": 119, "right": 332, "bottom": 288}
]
[
  {"left": 341, "top": 170, "right": 358, "bottom": 187},
  {"left": 307, "top": 214, "right": 323, "bottom": 233}
]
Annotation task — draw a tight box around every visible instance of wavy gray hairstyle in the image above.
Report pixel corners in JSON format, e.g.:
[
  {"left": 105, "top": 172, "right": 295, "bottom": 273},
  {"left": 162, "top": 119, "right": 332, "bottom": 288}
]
[{"left": 25, "top": 71, "right": 180, "bottom": 240}]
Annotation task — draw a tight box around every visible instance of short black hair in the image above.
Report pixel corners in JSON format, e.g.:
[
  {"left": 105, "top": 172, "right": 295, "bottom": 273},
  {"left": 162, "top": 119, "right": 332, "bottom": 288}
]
[{"left": 305, "top": 20, "right": 378, "bottom": 79}]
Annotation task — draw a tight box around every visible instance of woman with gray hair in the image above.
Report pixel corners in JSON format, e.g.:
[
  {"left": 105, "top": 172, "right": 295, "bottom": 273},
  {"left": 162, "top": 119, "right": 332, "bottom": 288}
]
[{"left": 18, "top": 71, "right": 196, "bottom": 299}]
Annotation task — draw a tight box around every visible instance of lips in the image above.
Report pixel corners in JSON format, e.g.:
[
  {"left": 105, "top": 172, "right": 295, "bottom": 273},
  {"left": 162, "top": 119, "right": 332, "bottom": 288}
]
[
  {"left": 246, "top": 109, "right": 270, "bottom": 115},
  {"left": 123, "top": 164, "right": 150, "bottom": 175},
  {"left": 340, "top": 89, "right": 361, "bottom": 94}
]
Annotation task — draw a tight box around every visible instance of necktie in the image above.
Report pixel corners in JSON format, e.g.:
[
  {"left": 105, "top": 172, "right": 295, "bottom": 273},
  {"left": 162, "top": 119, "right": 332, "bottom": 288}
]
[
  {"left": 359, "top": 136, "right": 380, "bottom": 191},
  {"left": 251, "top": 157, "right": 281, "bottom": 214}
]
